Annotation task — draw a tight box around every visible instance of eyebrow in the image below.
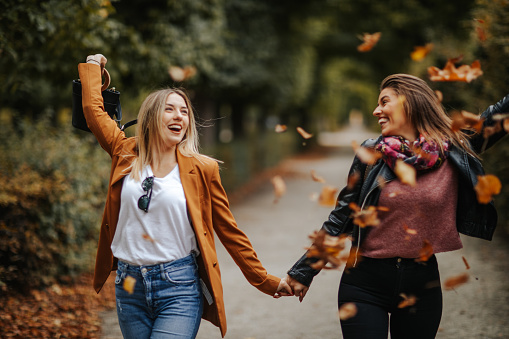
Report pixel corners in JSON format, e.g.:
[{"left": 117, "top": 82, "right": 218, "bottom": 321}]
[{"left": 165, "top": 103, "right": 188, "bottom": 109}]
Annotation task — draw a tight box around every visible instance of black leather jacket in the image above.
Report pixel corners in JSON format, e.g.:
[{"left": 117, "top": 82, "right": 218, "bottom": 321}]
[{"left": 288, "top": 94, "right": 509, "bottom": 287}]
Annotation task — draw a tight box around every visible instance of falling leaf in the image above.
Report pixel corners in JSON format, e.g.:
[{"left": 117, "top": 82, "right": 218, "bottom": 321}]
[
  {"left": 435, "top": 90, "right": 443, "bottom": 102},
  {"left": 142, "top": 234, "right": 156, "bottom": 242},
  {"left": 168, "top": 65, "right": 197, "bottom": 82},
  {"left": 394, "top": 160, "right": 416, "bottom": 186},
  {"left": 357, "top": 32, "right": 381, "bottom": 52},
  {"left": 474, "top": 174, "right": 502, "bottom": 204},
  {"left": 339, "top": 302, "right": 358, "bottom": 320},
  {"left": 318, "top": 185, "right": 339, "bottom": 207},
  {"left": 415, "top": 240, "right": 434, "bottom": 262},
  {"left": 275, "top": 124, "right": 287, "bottom": 133},
  {"left": 349, "top": 202, "right": 387, "bottom": 228},
  {"left": 462, "top": 256, "right": 471, "bottom": 270},
  {"left": 428, "top": 58, "right": 483, "bottom": 83},
  {"left": 351, "top": 141, "right": 382, "bottom": 165},
  {"left": 347, "top": 171, "right": 360, "bottom": 190},
  {"left": 474, "top": 19, "right": 487, "bottom": 42},
  {"left": 443, "top": 272, "right": 470, "bottom": 290},
  {"left": 271, "top": 175, "right": 286, "bottom": 203},
  {"left": 311, "top": 170, "right": 326, "bottom": 183},
  {"left": 306, "top": 230, "right": 350, "bottom": 270},
  {"left": 123, "top": 276, "right": 136, "bottom": 294},
  {"left": 410, "top": 43, "right": 433, "bottom": 61},
  {"left": 398, "top": 293, "right": 418, "bottom": 308},
  {"left": 504, "top": 119, "right": 509, "bottom": 133},
  {"left": 343, "top": 247, "right": 362, "bottom": 270},
  {"left": 296, "top": 127, "right": 313, "bottom": 139},
  {"left": 403, "top": 224, "right": 418, "bottom": 235},
  {"left": 450, "top": 110, "right": 484, "bottom": 133}
]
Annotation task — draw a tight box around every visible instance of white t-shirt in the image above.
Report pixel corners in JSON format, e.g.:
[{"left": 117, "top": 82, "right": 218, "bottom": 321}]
[{"left": 111, "top": 165, "right": 198, "bottom": 265}]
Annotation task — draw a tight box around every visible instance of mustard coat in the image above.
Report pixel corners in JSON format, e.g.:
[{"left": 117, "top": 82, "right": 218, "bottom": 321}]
[{"left": 78, "top": 63, "right": 280, "bottom": 337}]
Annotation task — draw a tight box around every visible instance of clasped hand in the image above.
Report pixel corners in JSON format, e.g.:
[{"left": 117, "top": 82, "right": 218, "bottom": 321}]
[{"left": 274, "top": 275, "right": 309, "bottom": 302}]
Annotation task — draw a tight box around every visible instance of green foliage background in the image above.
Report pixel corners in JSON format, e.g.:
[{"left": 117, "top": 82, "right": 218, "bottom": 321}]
[{"left": 1, "top": 0, "right": 509, "bottom": 290}]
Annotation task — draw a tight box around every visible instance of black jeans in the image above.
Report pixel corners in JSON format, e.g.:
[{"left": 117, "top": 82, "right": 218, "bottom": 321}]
[{"left": 338, "top": 255, "right": 442, "bottom": 339}]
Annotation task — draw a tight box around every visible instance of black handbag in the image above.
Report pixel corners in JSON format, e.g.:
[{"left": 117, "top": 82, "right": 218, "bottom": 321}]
[{"left": 72, "top": 68, "right": 122, "bottom": 132}]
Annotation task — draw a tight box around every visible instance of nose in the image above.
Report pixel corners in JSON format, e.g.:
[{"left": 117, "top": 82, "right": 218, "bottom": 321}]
[{"left": 373, "top": 105, "right": 381, "bottom": 117}]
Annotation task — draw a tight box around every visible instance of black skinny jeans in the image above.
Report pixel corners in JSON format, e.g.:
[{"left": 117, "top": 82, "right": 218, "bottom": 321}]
[{"left": 338, "top": 255, "right": 442, "bottom": 339}]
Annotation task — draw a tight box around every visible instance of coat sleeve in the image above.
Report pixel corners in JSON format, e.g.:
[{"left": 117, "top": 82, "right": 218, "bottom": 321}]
[
  {"left": 78, "top": 63, "right": 127, "bottom": 157},
  {"left": 209, "top": 161, "right": 280, "bottom": 296},
  {"left": 469, "top": 94, "right": 509, "bottom": 153},
  {"left": 287, "top": 153, "right": 367, "bottom": 286}
]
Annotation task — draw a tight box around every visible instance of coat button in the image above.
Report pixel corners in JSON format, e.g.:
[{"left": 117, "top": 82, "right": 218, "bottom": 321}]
[
  {"left": 105, "top": 224, "right": 110, "bottom": 230},
  {"left": 204, "top": 231, "right": 207, "bottom": 236},
  {"left": 213, "top": 262, "right": 217, "bottom": 267}
]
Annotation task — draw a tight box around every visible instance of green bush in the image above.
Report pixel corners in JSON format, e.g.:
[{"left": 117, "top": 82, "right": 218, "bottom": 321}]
[{"left": 0, "top": 116, "right": 110, "bottom": 291}]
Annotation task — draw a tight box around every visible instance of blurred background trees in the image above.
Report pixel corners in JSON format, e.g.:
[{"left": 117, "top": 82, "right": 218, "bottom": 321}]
[{"left": 1, "top": 0, "right": 508, "bottom": 290}]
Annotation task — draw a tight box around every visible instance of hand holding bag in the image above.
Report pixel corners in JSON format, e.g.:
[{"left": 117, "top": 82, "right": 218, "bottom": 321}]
[{"left": 72, "top": 68, "right": 122, "bottom": 132}]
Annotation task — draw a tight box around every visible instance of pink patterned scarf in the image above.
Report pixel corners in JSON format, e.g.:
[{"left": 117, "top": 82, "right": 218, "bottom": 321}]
[{"left": 375, "top": 134, "right": 450, "bottom": 171}]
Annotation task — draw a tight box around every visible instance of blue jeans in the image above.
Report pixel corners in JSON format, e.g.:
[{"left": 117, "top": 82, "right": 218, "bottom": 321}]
[
  {"left": 338, "top": 255, "right": 442, "bottom": 339},
  {"left": 115, "top": 254, "right": 204, "bottom": 339}
]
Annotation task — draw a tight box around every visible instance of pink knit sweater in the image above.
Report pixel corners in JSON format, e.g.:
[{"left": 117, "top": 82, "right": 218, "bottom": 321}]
[{"left": 361, "top": 159, "right": 462, "bottom": 259}]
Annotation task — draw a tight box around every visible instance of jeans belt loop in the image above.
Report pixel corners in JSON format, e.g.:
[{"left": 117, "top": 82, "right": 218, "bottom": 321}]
[{"left": 160, "top": 263, "right": 165, "bottom": 280}]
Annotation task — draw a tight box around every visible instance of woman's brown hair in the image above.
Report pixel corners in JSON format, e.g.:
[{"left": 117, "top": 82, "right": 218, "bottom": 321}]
[{"left": 380, "top": 74, "right": 477, "bottom": 157}]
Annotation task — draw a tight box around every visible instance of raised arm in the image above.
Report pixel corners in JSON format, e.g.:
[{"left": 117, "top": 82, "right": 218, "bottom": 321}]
[{"left": 78, "top": 54, "right": 127, "bottom": 157}]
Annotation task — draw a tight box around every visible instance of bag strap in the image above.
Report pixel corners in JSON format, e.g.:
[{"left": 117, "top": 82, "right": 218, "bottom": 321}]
[{"left": 121, "top": 119, "right": 138, "bottom": 131}]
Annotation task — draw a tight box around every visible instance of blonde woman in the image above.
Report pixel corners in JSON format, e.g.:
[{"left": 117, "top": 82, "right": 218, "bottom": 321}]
[
  {"left": 79, "top": 54, "right": 291, "bottom": 339},
  {"left": 285, "top": 74, "right": 508, "bottom": 339}
]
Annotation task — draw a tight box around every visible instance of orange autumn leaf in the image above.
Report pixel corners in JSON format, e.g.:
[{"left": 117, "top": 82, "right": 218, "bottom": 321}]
[
  {"left": 474, "top": 174, "right": 502, "bottom": 204},
  {"left": 505, "top": 119, "right": 509, "bottom": 133},
  {"left": 443, "top": 272, "right": 470, "bottom": 290},
  {"left": 168, "top": 65, "right": 197, "bottom": 82},
  {"left": 339, "top": 302, "right": 358, "bottom": 320},
  {"left": 347, "top": 171, "right": 360, "bottom": 190},
  {"left": 474, "top": 19, "right": 487, "bottom": 42},
  {"left": 351, "top": 141, "right": 382, "bottom": 165},
  {"left": 311, "top": 170, "right": 326, "bottom": 183},
  {"left": 142, "top": 234, "right": 156, "bottom": 243},
  {"left": 296, "top": 127, "right": 313, "bottom": 139},
  {"left": 462, "top": 256, "right": 471, "bottom": 270},
  {"left": 271, "top": 175, "right": 286, "bottom": 203},
  {"left": 357, "top": 32, "right": 381, "bottom": 52},
  {"left": 306, "top": 230, "right": 350, "bottom": 270},
  {"left": 318, "top": 185, "right": 339, "bottom": 207},
  {"left": 450, "top": 110, "right": 484, "bottom": 133},
  {"left": 492, "top": 113, "right": 509, "bottom": 133},
  {"left": 349, "top": 202, "right": 387, "bottom": 228},
  {"left": 275, "top": 124, "right": 287, "bottom": 133},
  {"left": 394, "top": 159, "right": 416, "bottom": 187},
  {"left": 123, "top": 276, "right": 136, "bottom": 294},
  {"left": 428, "top": 58, "right": 483, "bottom": 83},
  {"left": 410, "top": 43, "right": 433, "bottom": 61},
  {"left": 398, "top": 293, "right": 418, "bottom": 308},
  {"left": 403, "top": 224, "right": 418, "bottom": 235},
  {"left": 415, "top": 240, "right": 434, "bottom": 262}
]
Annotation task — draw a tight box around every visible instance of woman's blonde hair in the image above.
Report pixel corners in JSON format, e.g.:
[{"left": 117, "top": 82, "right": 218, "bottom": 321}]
[
  {"left": 380, "top": 74, "right": 476, "bottom": 157},
  {"left": 128, "top": 88, "right": 206, "bottom": 181}
]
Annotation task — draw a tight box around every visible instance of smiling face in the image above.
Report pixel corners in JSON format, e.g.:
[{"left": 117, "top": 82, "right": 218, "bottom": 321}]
[
  {"left": 161, "top": 93, "right": 189, "bottom": 149},
  {"left": 373, "top": 88, "right": 418, "bottom": 141}
]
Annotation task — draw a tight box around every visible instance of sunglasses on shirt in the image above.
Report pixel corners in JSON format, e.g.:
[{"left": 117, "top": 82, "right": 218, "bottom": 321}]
[{"left": 138, "top": 176, "right": 154, "bottom": 212}]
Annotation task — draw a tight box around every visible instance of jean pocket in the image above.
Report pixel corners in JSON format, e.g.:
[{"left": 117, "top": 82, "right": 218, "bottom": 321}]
[{"left": 164, "top": 265, "right": 196, "bottom": 285}]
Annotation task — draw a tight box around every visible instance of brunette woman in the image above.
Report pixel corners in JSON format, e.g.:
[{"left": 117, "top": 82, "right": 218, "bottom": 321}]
[
  {"left": 79, "top": 54, "right": 291, "bottom": 339},
  {"left": 285, "top": 74, "right": 508, "bottom": 339}
]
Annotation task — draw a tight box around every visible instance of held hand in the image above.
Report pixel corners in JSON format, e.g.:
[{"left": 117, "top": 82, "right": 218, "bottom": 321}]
[
  {"left": 286, "top": 275, "right": 309, "bottom": 302},
  {"left": 86, "top": 54, "right": 107, "bottom": 72},
  {"left": 273, "top": 276, "right": 294, "bottom": 299}
]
